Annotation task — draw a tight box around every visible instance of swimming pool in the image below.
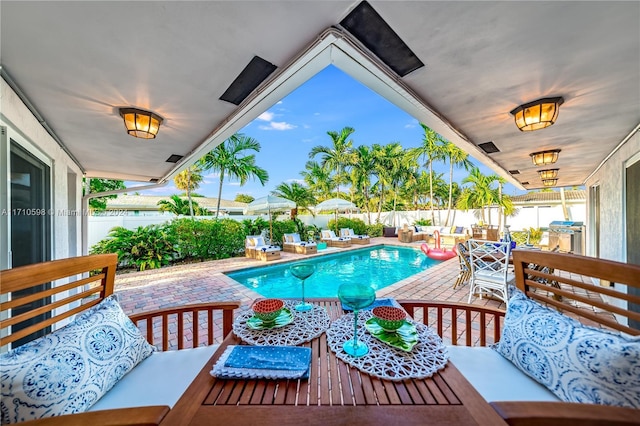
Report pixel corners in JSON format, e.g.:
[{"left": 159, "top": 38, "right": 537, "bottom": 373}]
[{"left": 226, "top": 245, "right": 440, "bottom": 298}]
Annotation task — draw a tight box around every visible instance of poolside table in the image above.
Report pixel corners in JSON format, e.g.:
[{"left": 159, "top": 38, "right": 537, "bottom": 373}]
[
  {"left": 160, "top": 299, "right": 507, "bottom": 426},
  {"left": 350, "top": 236, "right": 370, "bottom": 245}
]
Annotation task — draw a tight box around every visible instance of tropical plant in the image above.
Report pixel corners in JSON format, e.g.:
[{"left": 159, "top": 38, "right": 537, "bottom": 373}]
[
  {"left": 157, "top": 195, "right": 202, "bottom": 216},
  {"left": 199, "top": 133, "right": 269, "bottom": 217},
  {"left": 90, "top": 225, "right": 176, "bottom": 271},
  {"left": 173, "top": 165, "right": 204, "bottom": 217},
  {"left": 300, "top": 160, "right": 334, "bottom": 200},
  {"left": 309, "top": 126, "right": 354, "bottom": 198},
  {"left": 271, "top": 182, "right": 316, "bottom": 218},
  {"left": 242, "top": 217, "right": 270, "bottom": 237},
  {"left": 84, "top": 178, "right": 126, "bottom": 210},
  {"left": 412, "top": 124, "right": 447, "bottom": 224},
  {"left": 366, "top": 223, "right": 384, "bottom": 238},
  {"left": 235, "top": 193, "right": 255, "bottom": 203},
  {"left": 327, "top": 217, "right": 368, "bottom": 236},
  {"left": 372, "top": 142, "right": 406, "bottom": 223},
  {"left": 348, "top": 145, "right": 377, "bottom": 224},
  {"left": 414, "top": 218, "right": 432, "bottom": 226}
]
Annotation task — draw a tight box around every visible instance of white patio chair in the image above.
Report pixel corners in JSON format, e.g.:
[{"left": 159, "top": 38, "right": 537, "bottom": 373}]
[{"left": 467, "top": 239, "right": 514, "bottom": 305}]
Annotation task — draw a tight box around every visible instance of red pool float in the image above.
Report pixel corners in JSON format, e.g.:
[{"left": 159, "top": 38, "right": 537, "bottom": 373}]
[{"left": 421, "top": 231, "right": 457, "bottom": 261}]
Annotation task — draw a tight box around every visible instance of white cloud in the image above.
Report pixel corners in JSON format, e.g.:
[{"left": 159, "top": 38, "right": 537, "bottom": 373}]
[
  {"left": 314, "top": 112, "right": 320, "bottom": 116},
  {"left": 257, "top": 111, "right": 274, "bottom": 121},
  {"left": 285, "top": 178, "right": 306, "bottom": 184},
  {"left": 276, "top": 101, "right": 283, "bottom": 105},
  {"left": 258, "top": 121, "right": 296, "bottom": 131},
  {"left": 404, "top": 119, "right": 419, "bottom": 128}
]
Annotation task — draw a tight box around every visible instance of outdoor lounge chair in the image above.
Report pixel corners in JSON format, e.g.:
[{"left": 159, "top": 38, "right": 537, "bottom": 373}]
[
  {"left": 245, "top": 235, "right": 281, "bottom": 261},
  {"left": 320, "top": 229, "right": 351, "bottom": 247},
  {"left": 339, "top": 228, "right": 370, "bottom": 244},
  {"left": 283, "top": 233, "right": 317, "bottom": 254}
]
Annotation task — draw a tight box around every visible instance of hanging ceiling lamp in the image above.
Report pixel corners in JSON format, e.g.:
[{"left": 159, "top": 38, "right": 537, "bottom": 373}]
[
  {"left": 530, "top": 149, "right": 561, "bottom": 166},
  {"left": 510, "top": 97, "right": 564, "bottom": 131},
  {"left": 542, "top": 178, "right": 558, "bottom": 187},
  {"left": 538, "top": 169, "right": 559, "bottom": 180},
  {"left": 119, "top": 108, "right": 163, "bottom": 139}
]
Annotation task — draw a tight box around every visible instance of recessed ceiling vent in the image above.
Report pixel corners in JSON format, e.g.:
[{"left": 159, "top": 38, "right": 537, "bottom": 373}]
[
  {"left": 340, "top": 1, "right": 424, "bottom": 77},
  {"left": 521, "top": 181, "right": 530, "bottom": 185},
  {"left": 220, "top": 56, "right": 277, "bottom": 105},
  {"left": 149, "top": 178, "right": 159, "bottom": 183},
  {"left": 508, "top": 170, "right": 520, "bottom": 175},
  {"left": 478, "top": 141, "right": 500, "bottom": 154},
  {"left": 166, "top": 154, "right": 183, "bottom": 163}
]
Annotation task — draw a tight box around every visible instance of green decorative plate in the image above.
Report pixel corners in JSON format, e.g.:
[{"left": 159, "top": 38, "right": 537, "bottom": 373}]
[
  {"left": 247, "top": 307, "right": 294, "bottom": 330},
  {"left": 365, "top": 318, "right": 419, "bottom": 352}
]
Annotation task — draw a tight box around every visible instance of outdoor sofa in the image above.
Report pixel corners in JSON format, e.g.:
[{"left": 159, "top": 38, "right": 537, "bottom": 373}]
[
  {"left": 1, "top": 250, "right": 638, "bottom": 425},
  {"left": 411, "top": 225, "right": 470, "bottom": 246}
]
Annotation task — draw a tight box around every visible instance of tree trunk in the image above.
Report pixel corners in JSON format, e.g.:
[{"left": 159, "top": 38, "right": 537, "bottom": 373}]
[
  {"left": 187, "top": 168, "right": 194, "bottom": 218},
  {"left": 429, "top": 160, "right": 435, "bottom": 224},
  {"left": 216, "top": 168, "right": 225, "bottom": 217},
  {"left": 445, "top": 163, "right": 453, "bottom": 226}
]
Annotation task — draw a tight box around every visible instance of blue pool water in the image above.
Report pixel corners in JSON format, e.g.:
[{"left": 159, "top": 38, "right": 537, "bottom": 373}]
[{"left": 226, "top": 245, "right": 440, "bottom": 298}]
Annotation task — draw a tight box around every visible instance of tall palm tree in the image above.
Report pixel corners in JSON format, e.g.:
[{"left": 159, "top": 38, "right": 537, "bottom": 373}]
[
  {"left": 456, "top": 167, "right": 494, "bottom": 223},
  {"left": 443, "top": 142, "right": 473, "bottom": 226},
  {"left": 348, "top": 145, "right": 377, "bottom": 224},
  {"left": 372, "top": 142, "right": 405, "bottom": 222},
  {"left": 199, "top": 133, "right": 269, "bottom": 217},
  {"left": 271, "top": 182, "right": 316, "bottom": 219},
  {"left": 309, "top": 126, "right": 354, "bottom": 198},
  {"left": 300, "top": 160, "right": 334, "bottom": 200},
  {"left": 173, "top": 165, "right": 203, "bottom": 217},
  {"left": 412, "top": 123, "right": 447, "bottom": 224}
]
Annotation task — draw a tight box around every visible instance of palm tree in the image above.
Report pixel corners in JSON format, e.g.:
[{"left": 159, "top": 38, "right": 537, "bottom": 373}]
[
  {"left": 199, "top": 133, "right": 269, "bottom": 217},
  {"left": 271, "top": 182, "right": 316, "bottom": 219},
  {"left": 443, "top": 142, "right": 473, "bottom": 226},
  {"left": 456, "top": 167, "right": 494, "bottom": 223},
  {"left": 348, "top": 145, "right": 377, "bottom": 224},
  {"left": 412, "top": 124, "right": 447, "bottom": 224},
  {"left": 173, "top": 165, "right": 203, "bottom": 217},
  {"left": 157, "top": 195, "right": 201, "bottom": 216},
  {"left": 372, "top": 142, "right": 405, "bottom": 222},
  {"left": 309, "top": 126, "right": 354, "bottom": 198},
  {"left": 300, "top": 160, "right": 334, "bottom": 200}
]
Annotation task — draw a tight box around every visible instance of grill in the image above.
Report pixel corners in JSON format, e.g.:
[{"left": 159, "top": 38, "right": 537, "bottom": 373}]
[{"left": 548, "top": 221, "right": 585, "bottom": 255}]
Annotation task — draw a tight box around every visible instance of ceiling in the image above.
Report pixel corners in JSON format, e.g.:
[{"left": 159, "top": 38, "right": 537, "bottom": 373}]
[{"left": 1, "top": 1, "right": 638, "bottom": 189}]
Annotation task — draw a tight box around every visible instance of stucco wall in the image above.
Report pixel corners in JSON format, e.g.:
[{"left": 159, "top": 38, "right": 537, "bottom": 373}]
[
  {"left": 585, "top": 129, "right": 640, "bottom": 263},
  {"left": 1, "top": 77, "right": 83, "bottom": 264}
]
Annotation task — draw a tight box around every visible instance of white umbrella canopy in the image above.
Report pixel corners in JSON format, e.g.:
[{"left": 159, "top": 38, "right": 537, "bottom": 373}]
[
  {"left": 247, "top": 195, "right": 295, "bottom": 243},
  {"left": 314, "top": 198, "right": 358, "bottom": 234}
]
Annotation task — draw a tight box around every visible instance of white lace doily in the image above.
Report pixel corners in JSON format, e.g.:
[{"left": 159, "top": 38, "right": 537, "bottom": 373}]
[
  {"left": 326, "top": 310, "right": 449, "bottom": 381},
  {"left": 233, "top": 300, "right": 331, "bottom": 346}
]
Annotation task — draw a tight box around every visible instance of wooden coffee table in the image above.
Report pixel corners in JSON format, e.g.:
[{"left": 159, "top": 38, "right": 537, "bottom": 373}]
[
  {"left": 160, "top": 299, "right": 507, "bottom": 426},
  {"left": 256, "top": 250, "right": 281, "bottom": 261}
]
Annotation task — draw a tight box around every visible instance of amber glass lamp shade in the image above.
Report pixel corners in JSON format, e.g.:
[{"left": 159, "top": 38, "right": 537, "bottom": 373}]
[
  {"left": 530, "top": 149, "right": 561, "bottom": 166},
  {"left": 510, "top": 97, "right": 564, "bottom": 132},
  {"left": 119, "top": 108, "right": 163, "bottom": 139},
  {"left": 542, "top": 178, "right": 558, "bottom": 187},
  {"left": 538, "top": 169, "right": 559, "bottom": 179}
]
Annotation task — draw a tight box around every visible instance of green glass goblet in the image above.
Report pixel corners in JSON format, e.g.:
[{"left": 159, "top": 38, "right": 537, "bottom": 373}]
[
  {"left": 337, "top": 283, "right": 376, "bottom": 357},
  {"left": 290, "top": 263, "right": 315, "bottom": 312}
]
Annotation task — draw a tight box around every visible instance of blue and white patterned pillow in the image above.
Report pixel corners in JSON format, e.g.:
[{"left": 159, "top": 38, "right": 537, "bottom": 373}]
[
  {"left": 493, "top": 289, "right": 640, "bottom": 408},
  {"left": 0, "top": 295, "right": 155, "bottom": 424}
]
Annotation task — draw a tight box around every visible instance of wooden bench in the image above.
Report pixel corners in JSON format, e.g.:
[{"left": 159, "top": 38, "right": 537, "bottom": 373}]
[
  {"left": 1, "top": 254, "right": 240, "bottom": 425},
  {"left": 2, "top": 251, "right": 639, "bottom": 425}
]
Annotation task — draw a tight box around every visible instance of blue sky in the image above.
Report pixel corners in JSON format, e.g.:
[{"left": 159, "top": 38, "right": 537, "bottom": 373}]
[{"left": 133, "top": 65, "right": 523, "bottom": 201}]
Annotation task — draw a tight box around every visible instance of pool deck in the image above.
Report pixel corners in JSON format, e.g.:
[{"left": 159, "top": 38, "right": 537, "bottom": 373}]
[{"left": 115, "top": 238, "right": 483, "bottom": 316}]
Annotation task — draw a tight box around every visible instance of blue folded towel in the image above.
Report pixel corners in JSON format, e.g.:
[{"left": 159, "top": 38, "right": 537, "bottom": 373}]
[
  {"left": 341, "top": 297, "right": 397, "bottom": 312},
  {"left": 225, "top": 346, "right": 311, "bottom": 371}
]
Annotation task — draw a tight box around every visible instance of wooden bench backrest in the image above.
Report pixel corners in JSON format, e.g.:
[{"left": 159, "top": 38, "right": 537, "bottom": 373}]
[
  {"left": 512, "top": 250, "right": 640, "bottom": 335},
  {"left": 0, "top": 253, "right": 118, "bottom": 347}
]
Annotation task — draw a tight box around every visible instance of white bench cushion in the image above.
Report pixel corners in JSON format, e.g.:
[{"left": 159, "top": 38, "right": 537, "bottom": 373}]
[
  {"left": 447, "top": 346, "right": 559, "bottom": 402},
  {"left": 89, "top": 345, "right": 218, "bottom": 411}
]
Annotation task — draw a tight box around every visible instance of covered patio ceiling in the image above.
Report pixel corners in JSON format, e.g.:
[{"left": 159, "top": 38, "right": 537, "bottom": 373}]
[{"left": 2, "top": 1, "right": 638, "bottom": 189}]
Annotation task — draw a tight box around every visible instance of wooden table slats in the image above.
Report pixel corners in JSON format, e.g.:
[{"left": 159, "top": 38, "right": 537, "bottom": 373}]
[{"left": 161, "top": 298, "right": 507, "bottom": 425}]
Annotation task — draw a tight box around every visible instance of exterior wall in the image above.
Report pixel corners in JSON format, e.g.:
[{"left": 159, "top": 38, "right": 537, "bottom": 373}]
[
  {"left": 1, "top": 77, "right": 83, "bottom": 264},
  {"left": 585, "top": 130, "right": 640, "bottom": 263}
]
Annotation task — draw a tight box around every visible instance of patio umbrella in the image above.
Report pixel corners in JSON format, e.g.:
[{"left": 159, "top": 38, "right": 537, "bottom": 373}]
[
  {"left": 314, "top": 198, "right": 358, "bottom": 234},
  {"left": 247, "top": 195, "right": 295, "bottom": 243}
]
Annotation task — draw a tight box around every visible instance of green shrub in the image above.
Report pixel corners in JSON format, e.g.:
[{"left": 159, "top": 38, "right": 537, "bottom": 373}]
[
  {"left": 327, "top": 217, "right": 368, "bottom": 235},
  {"left": 242, "top": 217, "right": 270, "bottom": 236},
  {"left": 90, "top": 225, "right": 176, "bottom": 271},
  {"left": 414, "top": 219, "right": 432, "bottom": 226},
  {"left": 269, "top": 219, "right": 297, "bottom": 246},
  {"left": 512, "top": 227, "right": 543, "bottom": 246},
  {"left": 171, "top": 218, "right": 245, "bottom": 260},
  {"left": 366, "top": 223, "right": 383, "bottom": 237}
]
